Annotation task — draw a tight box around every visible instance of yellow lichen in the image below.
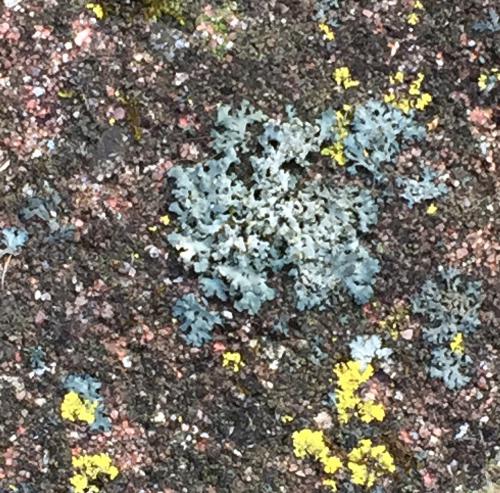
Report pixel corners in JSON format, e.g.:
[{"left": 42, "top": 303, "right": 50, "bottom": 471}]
[
  {"left": 333, "top": 67, "right": 360, "bottom": 90},
  {"left": 333, "top": 361, "right": 385, "bottom": 424},
  {"left": 57, "top": 89, "right": 76, "bottom": 99},
  {"left": 359, "top": 401, "right": 386, "bottom": 423},
  {"left": 414, "top": 93, "right": 433, "bottom": 111},
  {"left": 319, "top": 23, "right": 335, "bottom": 41},
  {"left": 321, "top": 105, "right": 353, "bottom": 166},
  {"left": 478, "top": 74, "right": 489, "bottom": 91},
  {"left": 450, "top": 333, "right": 465, "bottom": 354},
  {"left": 321, "top": 141, "right": 346, "bottom": 165},
  {"left": 322, "top": 478, "right": 338, "bottom": 491},
  {"left": 406, "top": 1, "right": 424, "bottom": 25},
  {"left": 291, "top": 430, "right": 395, "bottom": 490},
  {"left": 292, "top": 428, "right": 342, "bottom": 490},
  {"left": 60, "top": 391, "right": 98, "bottom": 425},
  {"left": 86, "top": 3, "right": 105, "bottom": 20},
  {"left": 394, "top": 97, "right": 412, "bottom": 114},
  {"left": 389, "top": 71, "right": 405, "bottom": 85},
  {"left": 347, "top": 439, "right": 395, "bottom": 488},
  {"left": 383, "top": 91, "right": 396, "bottom": 104},
  {"left": 426, "top": 203, "right": 438, "bottom": 215},
  {"left": 144, "top": 0, "right": 185, "bottom": 25},
  {"left": 408, "top": 72, "right": 425, "bottom": 95},
  {"left": 222, "top": 351, "right": 245, "bottom": 372},
  {"left": 70, "top": 453, "right": 119, "bottom": 493},
  {"left": 384, "top": 72, "right": 432, "bottom": 113},
  {"left": 70, "top": 473, "right": 92, "bottom": 493},
  {"left": 348, "top": 461, "right": 372, "bottom": 487},
  {"left": 322, "top": 455, "right": 343, "bottom": 474},
  {"left": 478, "top": 69, "right": 499, "bottom": 92},
  {"left": 160, "top": 214, "right": 171, "bottom": 226},
  {"left": 293, "top": 428, "right": 327, "bottom": 459},
  {"left": 407, "top": 12, "right": 420, "bottom": 25}
]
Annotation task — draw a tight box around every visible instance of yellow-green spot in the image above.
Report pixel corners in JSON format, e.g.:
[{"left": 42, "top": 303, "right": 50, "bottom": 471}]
[
  {"left": 318, "top": 23, "right": 335, "bottom": 41},
  {"left": 450, "top": 333, "right": 465, "bottom": 354},
  {"left": 389, "top": 71, "right": 405, "bottom": 85},
  {"left": 426, "top": 203, "right": 438, "bottom": 215},
  {"left": 407, "top": 12, "right": 420, "bottom": 25},
  {"left": 478, "top": 69, "right": 499, "bottom": 92},
  {"left": 222, "top": 351, "right": 245, "bottom": 372},
  {"left": 86, "top": 3, "right": 105, "bottom": 20},
  {"left": 57, "top": 89, "right": 75, "bottom": 99}
]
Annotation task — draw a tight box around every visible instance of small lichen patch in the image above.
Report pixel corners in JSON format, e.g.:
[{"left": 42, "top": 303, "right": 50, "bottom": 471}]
[
  {"left": 333, "top": 67, "right": 360, "bottom": 90},
  {"left": 222, "top": 351, "right": 245, "bottom": 372},
  {"left": 319, "top": 23, "right": 335, "bottom": 41},
  {"left": 450, "top": 332, "right": 465, "bottom": 354},
  {"left": 85, "top": 3, "right": 105, "bottom": 19},
  {"left": 321, "top": 104, "right": 353, "bottom": 166},
  {"left": 426, "top": 203, "right": 438, "bottom": 215}
]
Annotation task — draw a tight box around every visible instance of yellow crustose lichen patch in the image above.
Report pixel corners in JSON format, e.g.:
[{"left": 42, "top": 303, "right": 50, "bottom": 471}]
[
  {"left": 60, "top": 391, "right": 98, "bottom": 425},
  {"left": 160, "top": 214, "right": 171, "bottom": 226},
  {"left": 292, "top": 429, "right": 343, "bottom": 491},
  {"left": 333, "top": 67, "right": 360, "bottom": 90},
  {"left": 319, "top": 23, "right": 335, "bottom": 41},
  {"left": 383, "top": 72, "right": 432, "bottom": 113},
  {"left": 333, "top": 360, "right": 385, "bottom": 424},
  {"left": 347, "top": 439, "right": 395, "bottom": 488},
  {"left": 407, "top": 1, "right": 424, "bottom": 25},
  {"left": 407, "top": 12, "right": 420, "bottom": 25},
  {"left": 426, "top": 203, "right": 438, "bottom": 216},
  {"left": 222, "top": 351, "right": 245, "bottom": 372},
  {"left": 85, "top": 3, "right": 105, "bottom": 20},
  {"left": 70, "top": 453, "right": 119, "bottom": 493},
  {"left": 450, "top": 332, "right": 465, "bottom": 354},
  {"left": 292, "top": 430, "right": 396, "bottom": 490},
  {"left": 321, "top": 105, "right": 353, "bottom": 166}
]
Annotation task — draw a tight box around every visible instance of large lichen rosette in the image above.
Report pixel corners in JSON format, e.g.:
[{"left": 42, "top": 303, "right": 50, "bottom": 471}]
[{"left": 167, "top": 102, "right": 379, "bottom": 315}]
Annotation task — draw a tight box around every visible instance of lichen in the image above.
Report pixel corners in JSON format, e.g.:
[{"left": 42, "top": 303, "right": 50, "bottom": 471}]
[
  {"left": 333, "top": 360, "right": 385, "bottom": 424},
  {"left": 60, "top": 391, "right": 99, "bottom": 425},
  {"left": 222, "top": 351, "right": 245, "bottom": 372},
  {"left": 70, "top": 453, "right": 119, "bottom": 493},
  {"left": 347, "top": 439, "right": 395, "bottom": 488}
]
